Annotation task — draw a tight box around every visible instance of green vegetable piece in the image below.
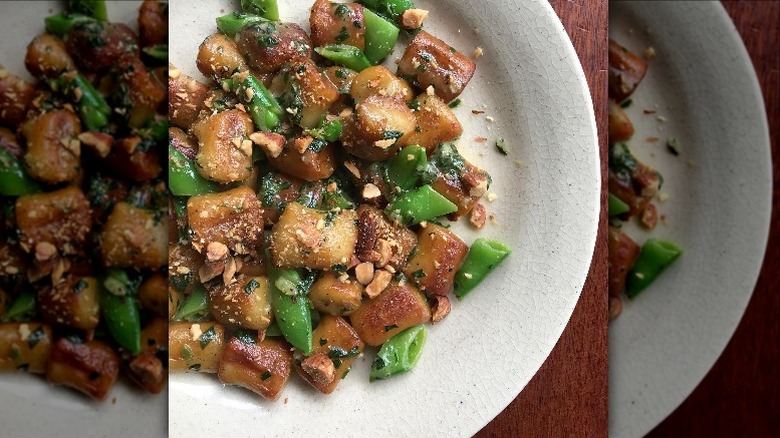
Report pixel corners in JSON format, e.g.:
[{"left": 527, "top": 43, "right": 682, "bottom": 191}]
[
  {"left": 666, "top": 137, "right": 681, "bottom": 156},
  {"left": 0, "top": 149, "right": 42, "bottom": 196},
  {"left": 363, "top": 9, "right": 400, "bottom": 65},
  {"left": 315, "top": 44, "right": 371, "bottom": 72},
  {"left": 264, "top": 323, "right": 283, "bottom": 337},
  {"left": 388, "top": 185, "right": 457, "bottom": 225},
  {"left": 625, "top": 238, "right": 683, "bottom": 299},
  {"left": 169, "top": 146, "right": 220, "bottom": 196},
  {"left": 1, "top": 291, "right": 36, "bottom": 322},
  {"left": 44, "top": 13, "right": 95, "bottom": 36},
  {"left": 215, "top": 12, "right": 269, "bottom": 37},
  {"left": 100, "top": 270, "right": 141, "bottom": 355},
  {"left": 495, "top": 138, "right": 509, "bottom": 155},
  {"left": 241, "top": 0, "right": 279, "bottom": 20},
  {"left": 387, "top": 145, "right": 427, "bottom": 191},
  {"left": 142, "top": 44, "right": 168, "bottom": 61},
  {"left": 172, "top": 285, "right": 209, "bottom": 322},
  {"left": 361, "top": 0, "right": 415, "bottom": 24},
  {"left": 369, "top": 325, "right": 427, "bottom": 381},
  {"left": 454, "top": 238, "right": 512, "bottom": 299},
  {"left": 55, "top": 74, "right": 111, "bottom": 131},
  {"left": 268, "top": 265, "right": 313, "bottom": 355},
  {"left": 227, "top": 73, "right": 283, "bottom": 131},
  {"left": 608, "top": 193, "right": 630, "bottom": 217},
  {"left": 66, "top": 0, "right": 107, "bottom": 21}
]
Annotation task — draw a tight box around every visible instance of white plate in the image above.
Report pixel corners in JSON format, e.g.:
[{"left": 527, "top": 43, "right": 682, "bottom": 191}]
[
  {"left": 0, "top": 2, "right": 167, "bottom": 437},
  {"left": 609, "top": 2, "right": 772, "bottom": 437},
  {"left": 169, "top": 0, "right": 599, "bottom": 436}
]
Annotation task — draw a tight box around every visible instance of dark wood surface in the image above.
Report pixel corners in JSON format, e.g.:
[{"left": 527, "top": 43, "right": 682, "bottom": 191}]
[
  {"left": 477, "top": 0, "right": 609, "bottom": 436},
  {"left": 650, "top": 1, "right": 780, "bottom": 436}
]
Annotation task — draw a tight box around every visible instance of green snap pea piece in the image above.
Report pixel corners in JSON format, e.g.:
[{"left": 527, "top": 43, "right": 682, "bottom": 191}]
[
  {"left": 387, "top": 184, "right": 457, "bottom": 225},
  {"left": 625, "top": 238, "right": 683, "bottom": 299},
  {"left": 454, "top": 239, "right": 512, "bottom": 299},
  {"left": 215, "top": 12, "right": 269, "bottom": 37},
  {"left": 388, "top": 145, "right": 427, "bottom": 191},
  {"left": 142, "top": 44, "right": 168, "bottom": 61},
  {"left": 369, "top": 325, "right": 427, "bottom": 381},
  {"left": 264, "top": 323, "right": 283, "bottom": 337},
  {"left": 361, "top": 0, "right": 414, "bottom": 24},
  {"left": 44, "top": 13, "right": 95, "bottom": 36},
  {"left": 608, "top": 193, "right": 630, "bottom": 217},
  {"left": 241, "top": 0, "right": 280, "bottom": 21},
  {"left": 172, "top": 285, "right": 210, "bottom": 322},
  {"left": 0, "top": 149, "right": 42, "bottom": 196},
  {"left": 169, "top": 146, "right": 220, "bottom": 196},
  {"left": 268, "top": 265, "right": 315, "bottom": 355},
  {"left": 363, "top": 9, "right": 400, "bottom": 65},
  {"left": 100, "top": 270, "right": 141, "bottom": 355},
  {"left": 60, "top": 74, "right": 111, "bottom": 131},
  {"left": 226, "top": 74, "right": 283, "bottom": 131},
  {"left": 315, "top": 45, "right": 372, "bottom": 72},
  {"left": 66, "top": 0, "right": 108, "bottom": 21},
  {"left": 1, "top": 291, "right": 36, "bottom": 322}
]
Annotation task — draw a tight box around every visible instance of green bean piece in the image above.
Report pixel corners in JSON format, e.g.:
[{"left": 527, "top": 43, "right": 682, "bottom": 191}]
[
  {"left": 142, "top": 44, "right": 168, "bottom": 61},
  {"left": 66, "top": 0, "right": 108, "bottom": 21},
  {"left": 454, "top": 238, "right": 512, "bottom": 299},
  {"left": 361, "top": 0, "right": 415, "bottom": 24},
  {"left": 363, "top": 9, "right": 400, "bottom": 65},
  {"left": 264, "top": 323, "right": 283, "bottom": 337},
  {"left": 227, "top": 73, "right": 283, "bottom": 131},
  {"left": 215, "top": 12, "right": 269, "bottom": 37},
  {"left": 625, "top": 238, "right": 683, "bottom": 299},
  {"left": 608, "top": 193, "right": 630, "bottom": 217},
  {"left": 369, "top": 325, "right": 427, "bottom": 381},
  {"left": 388, "top": 145, "right": 427, "bottom": 191},
  {"left": 100, "top": 270, "right": 141, "bottom": 355},
  {"left": 0, "top": 149, "right": 42, "bottom": 196},
  {"left": 1, "top": 291, "right": 36, "bottom": 322},
  {"left": 169, "top": 146, "right": 220, "bottom": 196},
  {"left": 172, "top": 285, "right": 210, "bottom": 321},
  {"left": 267, "top": 265, "right": 314, "bottom": 355},
  {"left": 314, "top": 45, "right": 371, "bottom": 72},
  {"left": 44, "top": 13, "right": 95, "bottom": 36},
  {"left": 387, "top": 184, "right": 457, "bottom": 225},
  {"left": 136, "top": 117, "right": 168, "bottom": 143},
  {"left": 65, "top": 74, "right": 111, "bottom": 131},
  {"left": 240, "top": 0, "right": 280, "bottom": 21},
  {"left": 307, "top": 119, "right": 343, "bottom": 142},
  {"left": 321, "top": 182, "right": 355, "bottom": 210}
]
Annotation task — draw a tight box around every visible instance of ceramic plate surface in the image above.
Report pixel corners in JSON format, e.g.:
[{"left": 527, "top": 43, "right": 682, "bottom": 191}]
[
  {"left": 169, "top": 0, "right": 599, "bottom": 436},
  {"left": 609, "top": 2, "right": 772, "bottom": 437},
  {"left": 0, "top": 2, "right": 167, "bottom": 437}
]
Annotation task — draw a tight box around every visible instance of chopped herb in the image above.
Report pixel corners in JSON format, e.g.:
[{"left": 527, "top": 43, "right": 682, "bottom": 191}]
[
  {"left": 411, "top": 269, "right": 426, "bottom": 280},
  {"left": 620, "top": 99, "right": 633, "bottom": 108},
  {"left": 188, "top": 363, "right": 202, "bottom": 371},
  {"left": 495, "top": 138, "right": 509, "bottom": 155},
  {"left": 181, "top": 345, "right": 193, "bottom": 360},
  {"left": 335, "top": 68, "right": 350, "bottom": 79},
  {"left": 319, "top": 338, "right": 328, "bottom": 346},
  {"left": 27, "top": 327, "right": 45, "bottom": 349},
  {"left": 331, "top": 264, "right": 347, "bottom": 275},
  {"left": 327, "top": 346, "right": 360, "bottom": 358},
  {"left": 335, "top": 26, "right": 350, "bottom": 43},
  {"left": 332, "top": 358, "right": 342, "bottom": 369},
  {"left": 408, "top": 100, "right": 421, "bottom": 111},
  {"left": 73, "top": 279, "right": 89, "bottom": 294},
  {"left": 449, "top": 46, "right": 457, "bottom": 53},
  {"left": 260, "top": 371, "right": 272, "bottom": 380},
  {"left": 341, "top": 366, "right": 351, "bottom": 379},
  {"left": 666, "top": 137, "right": 681, "bottom": 156},
  {"left": 448, "top": 98, "right": 462, "bottom": 108},
  {"left": 372, "top": 356, "right": 386, "bottom": 370},
  {"left": 382, "top": 130, "right": 403, "bottom": 141},
  {"left": 234, "top": 329, "right": 257, "bottom": 345},
  {"left": 309, "top": 137, "right": 328, "bottom": 153},
  {"left": 384, "top": 324, "right": 398, "bottom": 332},
  {"left": 88, "top": 371, "right": 101, "bottom": 381},
  {"left": 324, "top": 209, "right": 338, "bottom": 226},
  {"left": 9, "top": 345, "right": 21, "bottom": 361},
  {"left": 244, "top": 278, "right": 260, "bottom": 295},
  {"left": 199, "top": 327, "right": 218, "bottom": 349}
]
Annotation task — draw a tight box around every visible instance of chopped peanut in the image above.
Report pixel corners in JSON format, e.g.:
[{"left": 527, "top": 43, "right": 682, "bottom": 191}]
[
  {"left": 249, "top": 131, "right": 285, "bottom": 158},
  {"left": 301, "top": 353, "right": 336, "bottom": 385},
  {"left": 430, "top": 295, "right": 451, "bottom": 324},
  {"left": 469, "top": 203, "right": 487, "bottom": 229},
  {"left": 401, "top": 9, "right": 429, "bottom": 29},
  {"left": 355, "top": 262, "right": 374, "bottom": 285}
]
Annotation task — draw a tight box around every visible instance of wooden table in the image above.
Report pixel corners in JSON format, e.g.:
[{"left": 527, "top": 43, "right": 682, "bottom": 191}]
[
  {"left": 650, "top": 2, "right": 780, "bottom": 436},
  {"left": 477, "top": 1, "right": 609, "bottom": 436}
]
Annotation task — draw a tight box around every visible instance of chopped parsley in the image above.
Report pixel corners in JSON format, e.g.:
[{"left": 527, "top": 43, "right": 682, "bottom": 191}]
[
  {"left": 448, "top": 98, "right": 462, "bottom": 108},
  {"left": 260, "top": 371, "right": 272, "bottom": 380},
  {"left": 234, "top": 329, "right": 257, "bottom": 345},
  {"left": 27, "top": 327, "right": 45, "bottom": 349},
  {"left": 384, "top": 324, "right": 398, "bottom": 332},
  {"left": 199, "top": 327, "right": 218, "bottom": 349},
  {"left": 327, "top": 346, "right": 360, "bottom": 359},
  {"left": 495, "top": 138, "right": 509, "bottom": 155},
  {"left": 620, "top": 99, "right": 633, "bottom": 108},
  {"left": 73, "top": 279, "right": 89, "bottom": 294},
  {"left": 666, "top": 137, "right": 681, "bottom": 156},
  {"left": 244, "top": 278, "right": 260, "bottom": 295}
]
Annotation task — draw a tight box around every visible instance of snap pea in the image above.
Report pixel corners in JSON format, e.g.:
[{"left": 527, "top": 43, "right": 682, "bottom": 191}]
[
  {"left": 0, "top": 149, "right": 42, "bottom": 196},
  {"left": 264, "top": 323, "right": 283, "bottom": 337},
  {"left": 307, "top": 119, "right": 343, "bottom": 142},
  {"left": 100, "top": 270, "right": 141, "bottom": 355},
  {"left": 315, "top": 45, "right": 371, "bottom": 72},
  {"left": 369, "top": 325, "right": 427, "bottom": 381},
  {"left": 608, "top": 193, "right": 629, "bottom": 217},
  {"left": 361, "top": 0, "right": 415, "bottom": 23},
  {"left": 240, "top": 0, "right": 279, "bottom": 21},
  {"left": 172, "top": 285, "right": 210, "bottom": 321},
  {"left": 387, "top": 145, "right": 427, "bottom": 191},
  {"left": 66, "top": 0, "right": 107, "bottom": 21},
  {"left": 1, "top": 291, "right": 36, "bottom": 322},
  {"left": 169, "top": 146, "right": 220, "bottom": 196},
  {"left": 267, "top": 265, "right": 315, "bottom": 355},
  {"left": 44, "top": 13, "right": 95, "bottom": 36},
  {"left": 387, "top": 184, "right": 457, "bottom": 225},
  {"left": 454, "top": 238, "right": 512, "bottom": 299},
  {"left": 53, "top": 74, "right": 111, "bottom": 131},
  {"left": 215, "top": 12, "right": 268, "bottom": 37},
  {"left": 625, "top": 238, "right": 683, "bottom": 299},
  {"left": 225, "top": 73, "right": 283, "bottom": 132},
  {"left": 363, "top": 8, "right": 400, "bottom": 65}
]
